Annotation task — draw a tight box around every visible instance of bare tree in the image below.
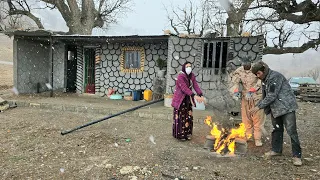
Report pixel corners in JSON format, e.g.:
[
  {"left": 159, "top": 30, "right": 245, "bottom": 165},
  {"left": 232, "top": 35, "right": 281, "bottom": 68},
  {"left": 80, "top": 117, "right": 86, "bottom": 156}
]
[
  {"left": 301, "top": 67, "right": 320, "bottom": 81},
  {"left": 0, "top": 0, "right": 132, "bottom": 35},
  {"left": 245, "top": 0, "right": 320, "bottom": 54},
  {"left": 0, "top": 2, "right": 32, "bottom": 31},
  {"left": 165, "top": 0, "right": 211, "bottom": 36},
  {"left": 216, "top": 0, "right": 254, "bottom": 36}
]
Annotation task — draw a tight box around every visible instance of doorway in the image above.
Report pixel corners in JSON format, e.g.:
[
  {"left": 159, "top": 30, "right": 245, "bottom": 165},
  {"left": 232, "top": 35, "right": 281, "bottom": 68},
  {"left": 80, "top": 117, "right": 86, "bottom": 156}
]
[
  {"left": 84, "top": 48, "right": 95, "bottom": 94},
  {"left": 66, "top": 46, "right": 77, "bottom": 92}
]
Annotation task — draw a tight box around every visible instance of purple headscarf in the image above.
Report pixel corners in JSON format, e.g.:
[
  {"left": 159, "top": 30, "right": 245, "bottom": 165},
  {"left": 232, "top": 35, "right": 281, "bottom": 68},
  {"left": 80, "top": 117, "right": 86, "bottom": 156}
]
[{"left": 182, "top": 61, "right": 192, "bottom": 79}]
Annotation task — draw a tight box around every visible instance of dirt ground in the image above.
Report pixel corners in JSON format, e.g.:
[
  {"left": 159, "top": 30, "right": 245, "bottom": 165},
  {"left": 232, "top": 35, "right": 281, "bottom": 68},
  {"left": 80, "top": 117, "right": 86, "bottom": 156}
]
[
  {"left": 0, "top": 64, "right": 13, "bottom": 90},
  {"left": 0, "top": 34, "right": 13, "bottom": 61},
  {"left": 0, "top": 101, "right": 319, "bottom": 179}
]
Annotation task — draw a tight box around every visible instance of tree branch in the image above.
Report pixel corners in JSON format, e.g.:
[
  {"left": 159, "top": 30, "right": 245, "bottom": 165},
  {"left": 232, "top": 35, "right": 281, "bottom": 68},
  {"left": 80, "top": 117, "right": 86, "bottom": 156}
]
[
  {"left": 42, "top": 0, "right": 72, "bottom": 22},
  {"left": 8, "top": 9, "right": 44, "bottom": 29},
  {"left": 263, "top": 38, "right": 320, "bottom": 54},
  {"left": 67, "top": 0, "right": 80, "bottom": 17},
  {"left": 253, "top": 0, "right": 320, "bottom": 24}
]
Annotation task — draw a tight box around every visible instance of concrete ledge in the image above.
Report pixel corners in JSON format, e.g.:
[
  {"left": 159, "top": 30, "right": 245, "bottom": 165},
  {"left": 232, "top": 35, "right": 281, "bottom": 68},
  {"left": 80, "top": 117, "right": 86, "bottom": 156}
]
[
  {"left": 7, "top": 100, "right": 214, "bottom": 121},
  {"left": 7, "top": 100, "right": 173, "bottom": 120}
]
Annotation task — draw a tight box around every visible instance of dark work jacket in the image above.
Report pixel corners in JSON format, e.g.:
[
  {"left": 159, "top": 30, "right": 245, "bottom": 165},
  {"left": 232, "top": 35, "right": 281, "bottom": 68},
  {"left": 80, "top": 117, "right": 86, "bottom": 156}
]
[{"left": 258, "top": 69, "right": 298, "bottom": 118}]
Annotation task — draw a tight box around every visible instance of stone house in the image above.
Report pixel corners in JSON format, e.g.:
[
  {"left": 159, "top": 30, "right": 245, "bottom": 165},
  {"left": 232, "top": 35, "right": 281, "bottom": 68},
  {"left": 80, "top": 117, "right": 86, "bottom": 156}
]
[{"left": 6, "top": 30, "right": 263, "bottom": 107}]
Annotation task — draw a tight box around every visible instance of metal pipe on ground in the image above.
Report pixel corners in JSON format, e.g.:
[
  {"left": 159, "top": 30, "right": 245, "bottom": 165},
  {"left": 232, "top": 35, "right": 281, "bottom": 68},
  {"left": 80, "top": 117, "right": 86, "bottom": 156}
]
[{"left": 61, "top": 98, "right": 164, "bottom": 135}]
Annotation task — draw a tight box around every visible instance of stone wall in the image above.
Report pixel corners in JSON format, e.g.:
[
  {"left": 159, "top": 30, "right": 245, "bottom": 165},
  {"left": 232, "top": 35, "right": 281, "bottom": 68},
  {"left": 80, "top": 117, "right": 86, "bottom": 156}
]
[
  {"left": 96, "top": 41, "right": 168, "bottom": 96},
  {"left": 14, "top": 38, "right": 50, "bottom": 93},
  {"left": 166, "top": 36, "right": 263, "bottom": 109},
  {"left": 52, "top": 42, "right": 65, "bottom": 90},
  {"left": 227, "top": 36, "right": 264, "bottom": 71}
]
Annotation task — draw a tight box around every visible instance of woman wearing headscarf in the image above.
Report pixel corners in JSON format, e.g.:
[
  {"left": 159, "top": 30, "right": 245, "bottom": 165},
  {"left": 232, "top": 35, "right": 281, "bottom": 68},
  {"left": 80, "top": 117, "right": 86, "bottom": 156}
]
[{"left": 171, "top": 61, "right": 204, "bottom": 140}]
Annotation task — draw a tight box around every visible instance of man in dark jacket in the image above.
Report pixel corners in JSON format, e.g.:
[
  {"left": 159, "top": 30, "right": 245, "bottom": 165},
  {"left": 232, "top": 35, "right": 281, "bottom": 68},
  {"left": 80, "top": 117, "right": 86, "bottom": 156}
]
[{"left": 249, "top": 61, "right": 302, "bottom": 166}]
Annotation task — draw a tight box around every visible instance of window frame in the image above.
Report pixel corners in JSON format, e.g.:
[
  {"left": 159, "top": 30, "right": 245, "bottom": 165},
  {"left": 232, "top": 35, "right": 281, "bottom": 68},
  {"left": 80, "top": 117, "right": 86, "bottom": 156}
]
[
  {"left": 202, "top": 40, "right": 229, "bottom": 74},
  {"left": 120, "top": 46, "right": 145, "bottom": 73}
]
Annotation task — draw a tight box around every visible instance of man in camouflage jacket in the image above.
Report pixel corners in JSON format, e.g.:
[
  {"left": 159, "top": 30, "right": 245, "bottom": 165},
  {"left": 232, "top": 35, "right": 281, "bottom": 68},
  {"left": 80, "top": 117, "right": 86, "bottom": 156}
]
[
  {"left": 230, "top": 60, "right": 266, "bottom": 147},
  {"left": 249, "top": 61, "right": 302, "bottom": 166}
]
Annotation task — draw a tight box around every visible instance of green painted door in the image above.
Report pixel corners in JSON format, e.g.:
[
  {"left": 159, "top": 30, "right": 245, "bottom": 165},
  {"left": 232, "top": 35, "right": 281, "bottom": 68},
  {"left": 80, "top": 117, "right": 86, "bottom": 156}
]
[{"left": 84, "top": 48, "right": 95, "bottom": 94}]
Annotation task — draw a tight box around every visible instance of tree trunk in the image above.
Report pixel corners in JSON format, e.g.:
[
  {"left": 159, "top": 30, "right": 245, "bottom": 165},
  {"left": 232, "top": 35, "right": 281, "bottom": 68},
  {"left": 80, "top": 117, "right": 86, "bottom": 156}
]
[
  {"left": 68, "top": 25, "right": 93, "bottom": 35},
  {"left": 226, "top": 17, "right": 241, "bottom": 36},
  {"left": 66, "top": 19, "right": 94, "bottom": 35}
]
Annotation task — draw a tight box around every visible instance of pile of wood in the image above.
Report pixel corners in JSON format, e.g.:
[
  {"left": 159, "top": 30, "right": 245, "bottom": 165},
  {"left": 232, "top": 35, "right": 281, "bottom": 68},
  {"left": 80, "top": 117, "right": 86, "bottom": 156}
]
[
  {"left": 0, "top": 97, "right": 9, "bottom": 112},
  {"left": 298, "top": 83, "right": 320, "bottom": 102}
]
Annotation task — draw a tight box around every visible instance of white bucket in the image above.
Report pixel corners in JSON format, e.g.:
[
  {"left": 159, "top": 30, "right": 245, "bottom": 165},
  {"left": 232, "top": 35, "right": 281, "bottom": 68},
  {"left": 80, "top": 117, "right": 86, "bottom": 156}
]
[
  {"left": 193, "top": 98, "right": 206, "bottom": 110},
  {"left": 164, "top": 94, "right": 173, "bottom": 107}
]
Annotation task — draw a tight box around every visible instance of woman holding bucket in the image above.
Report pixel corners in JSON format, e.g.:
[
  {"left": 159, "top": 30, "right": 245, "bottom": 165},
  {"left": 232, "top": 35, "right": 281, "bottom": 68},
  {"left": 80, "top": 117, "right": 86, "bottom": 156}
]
[{"left": 171, "top": 61, "right": 204, "bottom": 140}]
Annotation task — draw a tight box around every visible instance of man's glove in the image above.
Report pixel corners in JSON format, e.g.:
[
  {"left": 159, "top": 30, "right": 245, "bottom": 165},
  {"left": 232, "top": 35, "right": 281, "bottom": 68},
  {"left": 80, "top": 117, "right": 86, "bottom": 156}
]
[
  {"left": 233, "top": 88, "right": 241, "bottom": 100},
  {"left": 245, "top": 88, "right": 257, "bottom": 101},
  {"left": 245, "top": 92, "right": 253, "bottom": 100},
  {"left": 249, "top": 87, "right": 257, "bottom": 93}
]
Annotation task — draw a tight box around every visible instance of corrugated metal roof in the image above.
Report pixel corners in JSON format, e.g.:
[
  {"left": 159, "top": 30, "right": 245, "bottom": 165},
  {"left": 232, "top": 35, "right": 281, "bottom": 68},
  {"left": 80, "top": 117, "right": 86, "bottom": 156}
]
[{"left": 3, "top": 29, "right": 263, "bottom": 40}]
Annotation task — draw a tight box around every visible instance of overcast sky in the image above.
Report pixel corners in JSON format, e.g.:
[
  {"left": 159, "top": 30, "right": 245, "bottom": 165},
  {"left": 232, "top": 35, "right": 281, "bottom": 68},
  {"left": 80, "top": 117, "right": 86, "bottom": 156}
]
[{"left": 36, "top": 0, "right": 183, "bottom": 35}]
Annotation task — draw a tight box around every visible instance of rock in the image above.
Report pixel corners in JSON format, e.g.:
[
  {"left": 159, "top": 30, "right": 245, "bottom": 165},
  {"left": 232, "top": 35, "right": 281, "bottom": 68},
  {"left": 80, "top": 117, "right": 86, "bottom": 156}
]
[
  {"left": 0, "top": 97, "right": 6, "bottom": 104},
  {"left": 129, "top": 176, "right": 138, "bottom": 180},
  {"left": 0, "top": 97, "right": 9, "bottom": 112},
  {"left": 105, "top": 164, "right": 113, "bottom": 169},
  {"left": 133, "top": 166, "right": 140, "bottom": 171},
  {"left": 120, "top": 166, "right": 140, "bottom": 175},
  {"left": 120, "top": 166, "right": 134, "bottom": 175},
  {"left": 304, "top": 158, "right": 313, "bottom": 162},
  {"left": 140, "top": 167, "right": 151, "bottom": 175}
]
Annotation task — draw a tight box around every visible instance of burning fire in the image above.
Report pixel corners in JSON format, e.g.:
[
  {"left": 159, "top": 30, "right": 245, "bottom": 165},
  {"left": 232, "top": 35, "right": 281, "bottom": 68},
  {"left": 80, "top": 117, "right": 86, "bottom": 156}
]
[{"left": 204, "top": 116, "right": 247, "bottom": 155}]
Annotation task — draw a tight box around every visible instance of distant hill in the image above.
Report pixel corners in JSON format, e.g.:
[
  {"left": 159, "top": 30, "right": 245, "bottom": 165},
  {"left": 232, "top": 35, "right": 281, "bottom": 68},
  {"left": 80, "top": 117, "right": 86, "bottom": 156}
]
[
  {"left": 263, "top": 49, "right": 320, "bottom": 80},
  {"left": 0, "top": 34, "right": 13, "bottom": 62}
]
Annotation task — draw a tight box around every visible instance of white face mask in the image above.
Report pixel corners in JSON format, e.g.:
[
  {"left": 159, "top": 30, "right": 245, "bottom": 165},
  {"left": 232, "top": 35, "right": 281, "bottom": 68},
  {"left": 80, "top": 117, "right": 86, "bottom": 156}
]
[{"left": 185, "top": 67, "right": 192, "bottom": 75}]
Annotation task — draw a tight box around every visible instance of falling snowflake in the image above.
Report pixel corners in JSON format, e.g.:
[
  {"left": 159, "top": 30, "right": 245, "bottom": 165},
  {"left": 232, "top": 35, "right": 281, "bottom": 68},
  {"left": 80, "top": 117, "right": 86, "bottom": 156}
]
[
  {"left": 11, "top": 87, "right": 19, "bottom": 95},
  {"left": 149, "top": 135, "right": 156, "bottom": 144},
  {"left": 45, "top": 83, "right": 52, "bottom": 90}
]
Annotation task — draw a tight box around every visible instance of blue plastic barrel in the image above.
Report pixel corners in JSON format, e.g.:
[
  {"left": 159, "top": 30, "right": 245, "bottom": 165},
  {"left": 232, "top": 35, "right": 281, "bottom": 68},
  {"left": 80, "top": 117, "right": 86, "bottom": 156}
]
[{"left": 132, "top": 90, "right": 141, "bottom": 101}]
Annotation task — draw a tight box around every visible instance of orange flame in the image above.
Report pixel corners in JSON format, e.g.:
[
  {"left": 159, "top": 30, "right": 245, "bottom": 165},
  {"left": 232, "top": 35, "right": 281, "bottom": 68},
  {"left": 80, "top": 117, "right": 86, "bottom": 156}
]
[{"left": 205, "top": 116, "right": 247, "bottom": 155}]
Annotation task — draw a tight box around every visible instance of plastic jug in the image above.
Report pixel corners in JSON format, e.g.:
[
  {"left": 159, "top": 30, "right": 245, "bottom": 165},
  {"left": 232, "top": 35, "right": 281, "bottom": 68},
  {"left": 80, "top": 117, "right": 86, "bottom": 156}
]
[{"left": 143, "top": 89, "right": 153, "bottom": 101}]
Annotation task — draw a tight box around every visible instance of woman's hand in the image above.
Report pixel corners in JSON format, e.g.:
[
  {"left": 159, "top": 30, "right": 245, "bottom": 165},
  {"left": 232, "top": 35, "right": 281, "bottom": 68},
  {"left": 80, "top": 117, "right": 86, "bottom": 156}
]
[{"left": 194, "top": 95, "right": 203, "bottom": 103}]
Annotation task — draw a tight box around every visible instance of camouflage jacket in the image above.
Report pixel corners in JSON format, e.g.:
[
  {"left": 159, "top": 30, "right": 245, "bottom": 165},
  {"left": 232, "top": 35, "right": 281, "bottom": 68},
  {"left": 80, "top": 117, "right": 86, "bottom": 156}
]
[
  {"left": 257, "top": 69, "right": 298, "bottom": 118},
  {"left": 230, "top": 66, "right": 263, "bottom": 101}
]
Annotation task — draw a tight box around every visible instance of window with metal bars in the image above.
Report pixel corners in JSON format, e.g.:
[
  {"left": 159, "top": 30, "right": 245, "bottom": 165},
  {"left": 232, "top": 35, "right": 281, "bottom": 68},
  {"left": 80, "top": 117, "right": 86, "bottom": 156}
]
[
  {"left": 124, "top": 51, "right": 141, "bottom": 69},
  {"left": 120, "top": 46, "right": 145, "bottom": 73},
  {"left": 202, "top": 41, "right": 228, "bottom": 74}
]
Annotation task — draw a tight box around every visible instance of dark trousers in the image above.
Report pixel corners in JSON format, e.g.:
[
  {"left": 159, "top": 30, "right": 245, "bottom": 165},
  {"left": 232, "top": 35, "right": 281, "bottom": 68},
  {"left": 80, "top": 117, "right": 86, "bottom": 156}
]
[{"left": 271, "top": 111, "right": 302, "bottom": 158}]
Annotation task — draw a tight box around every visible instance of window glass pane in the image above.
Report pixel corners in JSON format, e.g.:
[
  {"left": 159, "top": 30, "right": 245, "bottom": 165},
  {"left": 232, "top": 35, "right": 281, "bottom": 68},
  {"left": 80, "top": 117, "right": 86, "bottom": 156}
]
[
  {"left": 208, "top": 43, "right": 213, "bottom": 68},
  {"left": 124, "top": 50, "right": 142, "bottom": 69},
  {"left": 221, "top": 42, "right": 228, "bottom": 74},
  {"left": 137, "top": 52, "right": 141, "bottom": 68},
  {"left": 125, "top": 51, "right": 130, "bottom": 69},
  {"left": 215, "top": 42, "right": 221, "bottom": 69},
  {"left": 203, "top": 43, "right": 208, "bottom": 68},
  {"left": 222, "top": 42, "right": 228, "bottom": 68}
]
